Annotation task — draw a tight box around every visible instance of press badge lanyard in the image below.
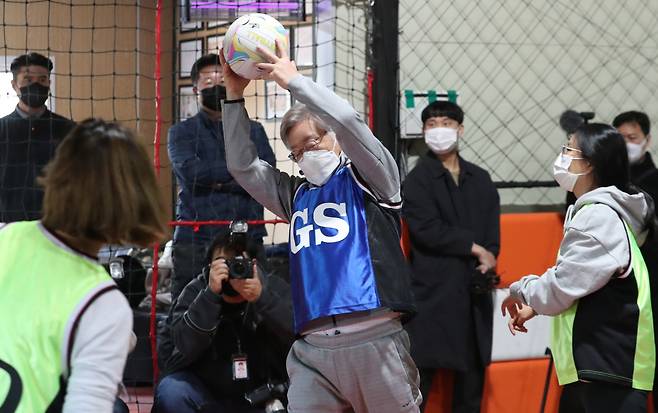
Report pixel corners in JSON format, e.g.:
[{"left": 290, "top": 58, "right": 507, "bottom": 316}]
[{"left": 226, "top": 303, "right": 250, "bottom": 381}]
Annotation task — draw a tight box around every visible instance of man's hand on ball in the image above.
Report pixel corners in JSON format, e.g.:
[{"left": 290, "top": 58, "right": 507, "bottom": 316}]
[
  {"left": 256, "top": 38, "right": 299, "bottom": 90},
  {"left": 219, "top": 49, "right": 250, "bottom": 100}
]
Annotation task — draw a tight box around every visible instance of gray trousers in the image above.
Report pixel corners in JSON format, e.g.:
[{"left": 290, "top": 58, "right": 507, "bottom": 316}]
[{"left": 286, "top": 319, "right": 422, "bottom": 413}]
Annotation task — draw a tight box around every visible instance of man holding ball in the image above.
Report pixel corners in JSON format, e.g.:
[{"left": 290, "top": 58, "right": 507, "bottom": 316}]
[{"left": 220, "top": 38, "right": 420, "bottom": 413}]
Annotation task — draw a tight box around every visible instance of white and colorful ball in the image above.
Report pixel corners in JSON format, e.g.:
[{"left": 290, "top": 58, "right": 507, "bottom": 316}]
[{"left": 222, "top": 13, "right": 289, "bottom": 80}]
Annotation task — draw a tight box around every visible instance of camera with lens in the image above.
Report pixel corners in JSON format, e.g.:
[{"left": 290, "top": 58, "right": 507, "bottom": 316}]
[
  {"left": 470, "top": 268, "right": 500, "bottom": 294},
  {"left": 202, "top": 220, "right": 256, "bottom": 297},
  {"left": 226, "top": 220, "right": 253, "bottom": 280},
  {"left": 245, "top": 381, "right": 289, "bottom": 413},
  {"left": 225, "top": 255, "right": 253, "bottom": 279}
]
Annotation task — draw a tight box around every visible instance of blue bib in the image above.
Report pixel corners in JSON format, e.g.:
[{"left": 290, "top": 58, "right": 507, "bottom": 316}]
[{"left": 289, "top": 165, "right": 380, "bottom": 332}]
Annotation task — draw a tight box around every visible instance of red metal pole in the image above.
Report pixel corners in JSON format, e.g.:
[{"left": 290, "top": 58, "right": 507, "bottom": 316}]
[{"left": 149, "top": 0, "right": 163, "bottom": 385}]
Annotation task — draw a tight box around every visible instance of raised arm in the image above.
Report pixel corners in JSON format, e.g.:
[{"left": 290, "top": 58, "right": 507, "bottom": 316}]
[
  {"left": 256, "top": 40, "right": 401, "bottom": 203},
  {"left": 252, "top": 121, "right": 276, "bottom": 167},
  {"left": 219, "top": 51, "right": 302, "bottom": 221},
  {"left": 216, "top": 122, "right": 277, "bottom": 197},
  {"left": 288, "top": 76, "right": 400, "bottom": 202},
  {"left": 222, "top": 100, "right": 302, "bottom": 221}
]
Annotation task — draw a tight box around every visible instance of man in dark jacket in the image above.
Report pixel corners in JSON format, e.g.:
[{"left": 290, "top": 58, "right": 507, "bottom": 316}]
[
  {"left": 613, "top": 110, "right": 658, "bottom": 413},
  {"left": 0, "top": 52, "right": 75, "bottom": 222},
  {"left": 155, "top": 229, "right": 293, "bottom": 413},
  {"left": 613, "top": 111, "right": 658, "bottom": 209},
  {"left": 168, "top": 54, "right": 276, "bottom": 300},
  {"left": 403, "top": 101, "right": 500, "bottom": 413}
]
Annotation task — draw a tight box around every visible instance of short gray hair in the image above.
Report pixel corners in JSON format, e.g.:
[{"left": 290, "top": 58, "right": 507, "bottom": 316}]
[{"left": 280, "top": 103, "right": 331, "bottom": 147}]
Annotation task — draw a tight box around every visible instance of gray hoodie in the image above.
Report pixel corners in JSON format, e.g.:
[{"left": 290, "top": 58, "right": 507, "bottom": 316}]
[{"left": 510, "top": 186, "right": 651, "bottom": 315}]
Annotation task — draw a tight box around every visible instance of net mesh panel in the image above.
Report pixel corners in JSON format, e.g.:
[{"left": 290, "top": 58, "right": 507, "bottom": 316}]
[
  {"left": 0, "top": 1, "right": 370, "bottom": 410},
  {"left": 6, "top": 0, "right": 658, "bottom": 409},
  {"left": 399, "top": 0, "right": 658, "bottom": 205},
  {"left": 0, "top": 1, "right": 162, "bottom": 409}
]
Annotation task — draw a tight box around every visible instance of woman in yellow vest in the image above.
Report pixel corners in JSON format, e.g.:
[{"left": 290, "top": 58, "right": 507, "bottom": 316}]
[
  {"left": 502, "top": 123, "right": 656, "bottom": 413},
  {"left": 0, "top": 119, "right": 168, "bottom": 413}
]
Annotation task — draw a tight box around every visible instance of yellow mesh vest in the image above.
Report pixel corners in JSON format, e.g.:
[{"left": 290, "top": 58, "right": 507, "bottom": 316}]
[
  {"left": 551, "top": 206, "right": 655, "bottom": 390},
  {"left": 0, "top": 221, "right": 114, "bottom": 413}
]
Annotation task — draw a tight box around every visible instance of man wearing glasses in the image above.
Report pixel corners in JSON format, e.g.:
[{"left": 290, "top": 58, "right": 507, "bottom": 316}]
[{"left": 220, "top": 40, "right": 421, "bottom": 413}]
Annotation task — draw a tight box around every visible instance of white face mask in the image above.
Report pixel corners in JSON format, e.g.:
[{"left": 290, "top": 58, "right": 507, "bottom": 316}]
[
  {"left": 424, "top": 127, "right": 459, "bottom": 154},
  {"left": 298, "top": 139, "right": 340, "bottom": 186},
  {"left": 626, "top": 140, "right": 647, "bottom": 164},
  {"left": 553, "top": 153, "right": 588, "bottom": 192}
]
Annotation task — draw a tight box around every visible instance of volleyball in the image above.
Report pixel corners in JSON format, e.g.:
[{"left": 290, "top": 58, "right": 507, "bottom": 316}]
[{"left": 222, "top": 13, "right": 289, "bottom": 80}]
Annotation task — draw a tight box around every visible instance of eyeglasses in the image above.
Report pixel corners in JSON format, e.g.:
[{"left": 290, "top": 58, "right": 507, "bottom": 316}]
[
  {"left": 560, "top": 145, "right": 583, "bottom": 155},
  {"left": 288, "top": 132, "right": 328, "bottom": 162},
  {"left": 560, "top": 145, "right": 587, "bottom": 162}
]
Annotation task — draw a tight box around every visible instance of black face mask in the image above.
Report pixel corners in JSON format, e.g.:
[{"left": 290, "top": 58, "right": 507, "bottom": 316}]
[
  {"left": 201, "top": 85, "right": 226, "bottom": 111},
  {"left": 19, "top": 83, "right": 50, "bottom": 108}
]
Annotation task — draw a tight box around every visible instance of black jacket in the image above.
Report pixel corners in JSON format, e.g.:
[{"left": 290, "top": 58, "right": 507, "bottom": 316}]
[
  {"left": 631, "top": 153, "right": 658, "bottom": 209},
  {"left": 402, "top": 153, "right": 500, "bottom": 370},
  {"left": 158, "top": 268, "right": 294, "bottom": 399},
  {"left": 0, "top": 109, "right": 75, "bottom": 222},
  {"left": 631, "top": 153, "right": 658, "bottom": 390}
]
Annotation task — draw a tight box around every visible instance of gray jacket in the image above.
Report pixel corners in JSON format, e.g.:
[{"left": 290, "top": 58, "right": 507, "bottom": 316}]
[
  {"left": 221, "top": 75, "right": 417, "bottom": 327},
  {"left": 510, "top": 186, "right": 651, "bottom": 315},
  {"left": 221, "top": 74, "right": 401, "bottom": 221}
]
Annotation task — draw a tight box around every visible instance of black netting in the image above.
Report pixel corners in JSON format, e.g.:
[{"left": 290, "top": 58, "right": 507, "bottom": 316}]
[
  {"left": 1, "top": 2, "right": 163, "bottom": 409},
  {"left": 9, "top": 0, "right": 656, "bottom": 409},
  {"left": 399, "top": 0, "right": 658, "bottom": 205},
  {"left": 0, "top": 1, "right": 371, "bottom": 410}
]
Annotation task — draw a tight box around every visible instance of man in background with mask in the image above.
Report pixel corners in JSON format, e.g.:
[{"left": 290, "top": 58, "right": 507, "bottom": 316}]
[
  {"left": 168, "top": 54, "right": 275, "bottom": 300},
  {"left": 613, "top": 111, "right": 658, "bottom": 211},
  {"left": 402, "top": 100, "right": 500, "bottom": 412},
  {"left": 0, "top": 52, "right": 75, "bottom": 222}
]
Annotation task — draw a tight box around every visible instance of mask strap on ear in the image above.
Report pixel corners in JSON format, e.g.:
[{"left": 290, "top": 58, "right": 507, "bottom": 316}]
[{"left": 329, "top": 133, "right": 338, "bottom": 153}]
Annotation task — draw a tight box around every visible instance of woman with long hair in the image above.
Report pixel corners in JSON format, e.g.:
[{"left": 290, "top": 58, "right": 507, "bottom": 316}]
[
  {"left": 502, "top": 123, "right": 656, "bottom": 412},
  {"left": 0, "top": 119, "right": 168, "bottom": 413}
]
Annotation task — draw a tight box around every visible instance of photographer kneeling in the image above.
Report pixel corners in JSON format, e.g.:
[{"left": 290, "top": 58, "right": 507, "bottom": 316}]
[{"left": 155, "top": 223, "right": 294, "bottom": 413}]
